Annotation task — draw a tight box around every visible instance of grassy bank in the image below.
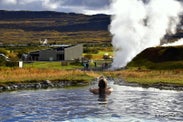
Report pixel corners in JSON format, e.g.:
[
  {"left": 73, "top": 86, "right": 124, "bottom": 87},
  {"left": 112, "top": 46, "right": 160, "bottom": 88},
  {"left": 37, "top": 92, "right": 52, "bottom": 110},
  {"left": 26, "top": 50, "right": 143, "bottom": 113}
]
[
  {"left": 104, "top": 69, "right": 183, "bottom": 86},
  {"left": 1, "top": 67, "right": 183, "bottom": 87},
  {"left": 0, "top": 68, "right": 99, "bottom": 85}
]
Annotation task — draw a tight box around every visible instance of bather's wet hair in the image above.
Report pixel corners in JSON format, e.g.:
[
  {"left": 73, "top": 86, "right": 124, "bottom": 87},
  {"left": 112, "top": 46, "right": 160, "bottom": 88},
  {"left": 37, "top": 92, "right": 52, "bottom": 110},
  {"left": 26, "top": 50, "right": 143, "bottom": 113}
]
[
  {"left": 98, "top": 78, "right": 107, "bottom": 89},
  {"left": 98, "top": 77, "right": 107, "bottom": 95}
]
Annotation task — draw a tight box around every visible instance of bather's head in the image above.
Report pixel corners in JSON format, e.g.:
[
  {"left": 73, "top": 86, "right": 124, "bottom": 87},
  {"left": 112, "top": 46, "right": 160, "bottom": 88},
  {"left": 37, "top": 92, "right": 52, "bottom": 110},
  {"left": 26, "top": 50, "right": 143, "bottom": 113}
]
[{"left": 98, "top": 77, "right": 107, "bottom": 89}]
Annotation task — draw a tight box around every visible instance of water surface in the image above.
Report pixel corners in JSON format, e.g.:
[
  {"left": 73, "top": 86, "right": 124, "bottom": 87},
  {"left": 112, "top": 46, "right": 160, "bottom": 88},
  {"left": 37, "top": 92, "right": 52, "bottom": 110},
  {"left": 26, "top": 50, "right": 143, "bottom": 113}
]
[{"left": 0, "top": 81, "right": 183, "bottom": 122}]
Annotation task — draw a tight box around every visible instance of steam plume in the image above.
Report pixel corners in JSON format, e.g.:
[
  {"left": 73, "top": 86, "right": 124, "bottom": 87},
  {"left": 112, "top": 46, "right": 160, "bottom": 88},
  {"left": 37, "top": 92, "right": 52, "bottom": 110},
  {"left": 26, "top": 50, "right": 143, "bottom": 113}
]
[
  {"left": 162, "top": 38, "right": 183, "bottom": 47},
  {"left": 110, "top": 0, "right": 183, "bottom": 69}
]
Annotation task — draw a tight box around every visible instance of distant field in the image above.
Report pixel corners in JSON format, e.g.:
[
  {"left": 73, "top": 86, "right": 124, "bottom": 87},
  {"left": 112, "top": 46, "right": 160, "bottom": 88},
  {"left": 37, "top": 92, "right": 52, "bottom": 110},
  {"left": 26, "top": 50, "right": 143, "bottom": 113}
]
[
  {"left": 0, "top": 10, "right": 111, "bottom": 45},
  {"left": 0, "top": 29, "right": 111, "bottom": 45}
]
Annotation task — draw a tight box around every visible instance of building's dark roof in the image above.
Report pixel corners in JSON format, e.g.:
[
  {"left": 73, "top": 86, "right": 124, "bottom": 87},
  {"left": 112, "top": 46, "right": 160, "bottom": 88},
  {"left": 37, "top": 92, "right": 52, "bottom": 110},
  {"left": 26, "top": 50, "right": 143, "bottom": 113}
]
[{"left": 29, "top": 44, "right": 81, "bottom": 54}]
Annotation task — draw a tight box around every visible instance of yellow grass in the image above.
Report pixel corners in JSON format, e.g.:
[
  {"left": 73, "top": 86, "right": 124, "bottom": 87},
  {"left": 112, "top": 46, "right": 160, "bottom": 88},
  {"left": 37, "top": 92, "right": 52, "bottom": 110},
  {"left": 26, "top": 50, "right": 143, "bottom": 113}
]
[
  {"left": 1, "top": 67, "right": 183, "bottom": 87},
  {"left": 104, "top": 69, "right": 183, "bottom": 85},
  {"left": 0, "top": 68, "right": 99, "bottom": 84}
]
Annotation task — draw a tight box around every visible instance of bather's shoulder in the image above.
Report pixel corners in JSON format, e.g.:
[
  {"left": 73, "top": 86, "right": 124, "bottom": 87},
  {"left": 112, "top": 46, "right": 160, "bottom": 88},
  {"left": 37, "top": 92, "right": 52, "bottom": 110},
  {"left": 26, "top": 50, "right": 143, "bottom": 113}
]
[
  {"left": 89, "top": 87, "right": 113, "bottom": 94},
  {"left": 89, "top": 88, "right": 99, "bottom": 94},
  {"left": 106, "top": 87, "right": 113, "bottom": 94}
]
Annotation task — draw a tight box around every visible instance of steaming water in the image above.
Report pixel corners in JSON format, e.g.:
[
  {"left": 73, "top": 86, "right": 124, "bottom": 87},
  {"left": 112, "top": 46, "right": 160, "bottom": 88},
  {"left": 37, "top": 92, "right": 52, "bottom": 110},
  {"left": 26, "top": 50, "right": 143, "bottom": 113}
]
[
  {"left": 110, "top": 0, "right": 183, "bottom": 69},
  {"left": 162, "top": 38, "right": 183, "bottom": 47},
  {"left": 0, "top": 81, "right": 183, "bottom": 122}
]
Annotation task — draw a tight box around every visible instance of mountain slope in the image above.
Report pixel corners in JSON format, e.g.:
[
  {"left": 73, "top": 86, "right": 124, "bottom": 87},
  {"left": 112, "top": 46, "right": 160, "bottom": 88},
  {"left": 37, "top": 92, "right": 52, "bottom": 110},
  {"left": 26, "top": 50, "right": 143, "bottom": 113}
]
[
  {"left": 0, "top": 10, "right": 110, "bottom": 32},
  {"left": 128, "top": 46, "right": 183, "bottom": 69}
]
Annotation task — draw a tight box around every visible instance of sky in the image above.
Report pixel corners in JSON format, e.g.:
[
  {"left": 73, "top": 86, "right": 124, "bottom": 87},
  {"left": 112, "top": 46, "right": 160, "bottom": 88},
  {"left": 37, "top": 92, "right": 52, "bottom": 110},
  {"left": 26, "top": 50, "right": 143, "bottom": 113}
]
[{"left": 0, "top": 0, "right": 111, "bottom": 15}]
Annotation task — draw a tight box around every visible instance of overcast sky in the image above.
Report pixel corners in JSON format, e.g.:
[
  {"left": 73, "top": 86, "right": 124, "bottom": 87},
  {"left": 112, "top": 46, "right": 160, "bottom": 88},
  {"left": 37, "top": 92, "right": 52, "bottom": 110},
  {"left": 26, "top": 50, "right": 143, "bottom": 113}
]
[{"left": 0, "top": 0, "right": 111, "bottom": 15}]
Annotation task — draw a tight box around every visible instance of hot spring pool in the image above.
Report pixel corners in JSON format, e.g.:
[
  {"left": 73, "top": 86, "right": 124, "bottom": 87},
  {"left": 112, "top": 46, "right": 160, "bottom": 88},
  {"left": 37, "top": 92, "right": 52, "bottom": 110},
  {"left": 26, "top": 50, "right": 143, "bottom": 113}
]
[{"left": 0, "top": 81, "right": 183, "bottom": 122}]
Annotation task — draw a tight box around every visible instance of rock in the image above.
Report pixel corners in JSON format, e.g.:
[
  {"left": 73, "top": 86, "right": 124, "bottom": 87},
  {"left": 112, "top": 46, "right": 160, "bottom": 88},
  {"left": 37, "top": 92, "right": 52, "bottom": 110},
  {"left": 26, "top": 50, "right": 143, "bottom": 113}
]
[
  {"left": 0, "top": 86, "right": 3, "bottom": 91},
  {"left": 35, "top": 83, "right": 41, "bottom": 89},
  {"left": 12, "top": 85, "right": 18, "bottom": 90},
  {"left": 5, "top": 86, "right": 11, "bottom": 90},
  {"left": 44, "top": 80, "right": 54, "bottom": 87}
]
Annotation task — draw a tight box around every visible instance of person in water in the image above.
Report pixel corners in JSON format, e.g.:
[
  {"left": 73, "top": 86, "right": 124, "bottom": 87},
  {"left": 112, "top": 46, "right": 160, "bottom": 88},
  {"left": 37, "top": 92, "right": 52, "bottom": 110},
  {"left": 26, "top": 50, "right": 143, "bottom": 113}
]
[{"left": 89, "top": 76, "right": 113, "bottom": 95}]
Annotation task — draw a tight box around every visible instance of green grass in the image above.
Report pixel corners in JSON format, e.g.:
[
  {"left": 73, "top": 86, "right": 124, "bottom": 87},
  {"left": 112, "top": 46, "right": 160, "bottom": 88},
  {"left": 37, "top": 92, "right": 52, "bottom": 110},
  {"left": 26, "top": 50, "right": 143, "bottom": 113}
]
[
  {"left": 127, "top": 46, "right": 183, "bottom": 70},
  {"left": 128, "top": 59, "right": 183, "bottom": 70},
  {"left": 23, "top": 61, "right": 83, "bottom": 70}
]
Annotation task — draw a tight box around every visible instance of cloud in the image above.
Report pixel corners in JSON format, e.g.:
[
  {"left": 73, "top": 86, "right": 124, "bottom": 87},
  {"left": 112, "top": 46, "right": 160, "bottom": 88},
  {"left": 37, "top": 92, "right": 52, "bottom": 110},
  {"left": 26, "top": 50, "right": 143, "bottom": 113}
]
[
  {"left": 1, "top": 0, "right": 17, "bottom": 4},
  {"left": 0, "top": 0, "right": 110, "bottom": 14},
  {"left": 42, "top": 0, "right": 60, "bottom": 10}
]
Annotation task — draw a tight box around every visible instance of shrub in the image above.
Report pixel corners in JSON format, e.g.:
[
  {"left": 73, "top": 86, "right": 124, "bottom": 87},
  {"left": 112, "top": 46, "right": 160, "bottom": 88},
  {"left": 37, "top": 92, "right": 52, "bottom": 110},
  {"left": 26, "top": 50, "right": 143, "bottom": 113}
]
[
  {"left": 84, "top": 47, "right": 99, "bottom": 54},
  {"left": 0, "top": 56, "right": 6, "bottom": 66},
  {"left": 84, "top": 54, "right": 93, "bottom": 60},
  {"left": 0, "top": 48, "right": 8, "bottom": 55},
  {"left": 70, "top": 59, "right": 82, "bottom": 66},
  {"left": 6, "top": 61, "right": 18, "bottom": 67}
]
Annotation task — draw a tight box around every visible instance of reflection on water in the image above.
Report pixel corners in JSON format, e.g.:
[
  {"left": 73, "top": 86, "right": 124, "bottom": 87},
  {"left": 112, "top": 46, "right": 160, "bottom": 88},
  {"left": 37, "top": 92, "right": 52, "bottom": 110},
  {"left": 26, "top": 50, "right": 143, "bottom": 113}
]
[
  {"left": 98, "top": 93, "right": 107, "bottom": 102},
  {"left": 0, "top": 81, "right": 183, "bottom": 122}
]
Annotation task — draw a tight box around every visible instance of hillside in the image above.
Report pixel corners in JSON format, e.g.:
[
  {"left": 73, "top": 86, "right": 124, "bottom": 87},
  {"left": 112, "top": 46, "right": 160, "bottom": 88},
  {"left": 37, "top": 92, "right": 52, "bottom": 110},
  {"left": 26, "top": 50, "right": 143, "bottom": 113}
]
[
  {"left": 128, "top": 46, "right": 183, "bottom": 69},
  {"left": 0, "top": 10, "right": 111, "bottom": 45},
  {"left": 0, "top": 10, "right": 110, "bottom": 31},
  {"left": 0, "top": 10, "right": 183, "bottom": 45}
]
